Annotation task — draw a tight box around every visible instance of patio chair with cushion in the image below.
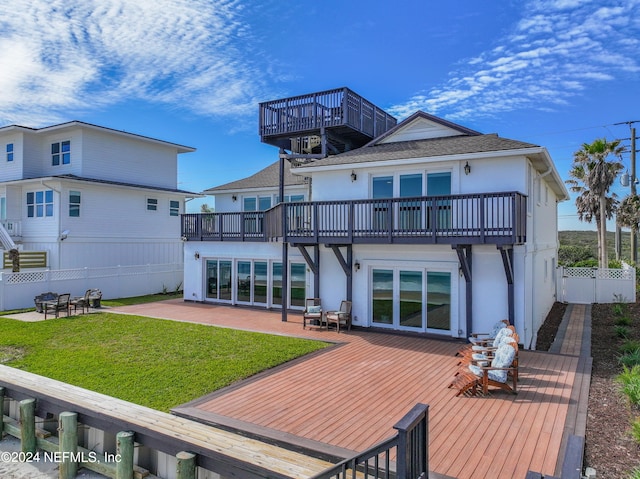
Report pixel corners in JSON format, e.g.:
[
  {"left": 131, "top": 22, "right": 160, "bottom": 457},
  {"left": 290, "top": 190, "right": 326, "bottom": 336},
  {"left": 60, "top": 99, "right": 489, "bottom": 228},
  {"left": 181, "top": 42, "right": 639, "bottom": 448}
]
[
  {"left": 326, "top": 300, "right": 352, "bottom": 333},
  {"left": 44, "top": 293, "right": 71, "bottom": 319},
  {"left": 303, "top": 298, "right": 324, "bottom": 329},
  {"left": 70, "top": 289, "right": 92, "bottom": 315},
  {"left": 449, "top": 342, "right": 518, "bottom": 396}
]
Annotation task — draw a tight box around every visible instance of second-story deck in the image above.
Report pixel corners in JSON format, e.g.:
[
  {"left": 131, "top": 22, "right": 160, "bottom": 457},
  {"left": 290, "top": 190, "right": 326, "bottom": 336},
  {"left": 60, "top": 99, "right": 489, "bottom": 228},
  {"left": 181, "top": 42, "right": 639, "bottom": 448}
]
[{"left": 182, "top": 192, "right": 527, "bottom": 246}]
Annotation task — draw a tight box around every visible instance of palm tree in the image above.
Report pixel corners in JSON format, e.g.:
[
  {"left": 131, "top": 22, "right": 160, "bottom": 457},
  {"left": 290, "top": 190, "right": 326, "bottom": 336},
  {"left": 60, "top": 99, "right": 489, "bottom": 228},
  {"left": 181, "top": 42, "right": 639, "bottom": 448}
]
[{"left": 566, "top": 138, "right": 625, "bottom": 267}]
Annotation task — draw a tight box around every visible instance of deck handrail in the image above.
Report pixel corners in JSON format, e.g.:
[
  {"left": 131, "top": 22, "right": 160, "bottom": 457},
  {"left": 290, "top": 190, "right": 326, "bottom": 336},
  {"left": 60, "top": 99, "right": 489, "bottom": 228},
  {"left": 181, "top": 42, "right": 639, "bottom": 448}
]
[
  {"left": 181, "top": 192, "right": 527, "bottom": 245},
  {"left": 259, "top": 87, "right": 397, "bottom": 140},
  {"left": 310, "top": 403, "right": 429, "bottom": 479}
]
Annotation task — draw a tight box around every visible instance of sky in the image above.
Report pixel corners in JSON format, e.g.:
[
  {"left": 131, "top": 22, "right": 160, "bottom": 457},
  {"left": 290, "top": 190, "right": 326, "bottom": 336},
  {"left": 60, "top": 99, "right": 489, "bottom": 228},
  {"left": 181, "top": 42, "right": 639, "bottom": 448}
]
[{"left": 1, "top": 0, "right": 639, "bottom": 230}]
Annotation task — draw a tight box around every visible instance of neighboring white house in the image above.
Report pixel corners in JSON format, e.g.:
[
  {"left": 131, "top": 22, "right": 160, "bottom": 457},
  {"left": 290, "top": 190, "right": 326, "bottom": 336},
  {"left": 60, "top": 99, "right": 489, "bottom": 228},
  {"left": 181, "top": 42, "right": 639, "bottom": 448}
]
[
  {"left": 0, "top": 121, "right": 197, "bottom": 270},
  {"left": 182, "top": 88, "right": 569, "bottom": 348}
]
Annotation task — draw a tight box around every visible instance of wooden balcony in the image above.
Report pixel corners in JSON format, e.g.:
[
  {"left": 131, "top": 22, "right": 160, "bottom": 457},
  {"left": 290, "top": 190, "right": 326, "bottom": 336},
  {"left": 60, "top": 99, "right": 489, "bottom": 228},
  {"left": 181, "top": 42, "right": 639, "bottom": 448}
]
[
  {"left": 181, "top": 192, "right": 527, "bottom": 246},
  {"left": 259, "top": 87, "right": 397, "bottom": 153}
]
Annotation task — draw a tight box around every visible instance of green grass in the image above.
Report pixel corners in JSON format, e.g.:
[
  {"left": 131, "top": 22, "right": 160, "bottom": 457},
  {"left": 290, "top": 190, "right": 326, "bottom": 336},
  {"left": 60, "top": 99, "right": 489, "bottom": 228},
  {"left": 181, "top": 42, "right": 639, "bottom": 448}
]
[{"left": 0, "top": 313, "right": 327, "bottom": 411}]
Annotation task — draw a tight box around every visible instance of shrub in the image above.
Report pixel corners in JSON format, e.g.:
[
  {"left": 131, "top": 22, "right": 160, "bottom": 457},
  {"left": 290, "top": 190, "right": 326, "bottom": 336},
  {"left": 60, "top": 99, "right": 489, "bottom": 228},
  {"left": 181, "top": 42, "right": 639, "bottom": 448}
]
[
  {"left": 615, "top": 325, "right": 631, "bottom": 339},
  {"left": 632, "top": 418, "right": 640, "bottom": 445},
  {"left": 620, "top": 349, "right": 640, "bottom": 368},
  {"left": 617, "top": 366, "right": 640, "bottom": 406},
  {"left": 620, "top": 340, "right": 640, "bottom": 354},
  {"left": 616, "top": 316, "right": 633, "bottom": 326},
  {"left": 558, "top": 245, "right": 595, "bottom": 266}
]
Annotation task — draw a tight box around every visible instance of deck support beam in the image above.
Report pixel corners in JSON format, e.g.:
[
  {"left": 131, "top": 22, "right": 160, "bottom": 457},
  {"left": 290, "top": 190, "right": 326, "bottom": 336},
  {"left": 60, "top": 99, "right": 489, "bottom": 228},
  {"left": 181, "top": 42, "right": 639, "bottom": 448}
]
[
  {"left": 328, "top": 245, "right": 353, "bottom": 302},
  {"left": 498, "top": 245, "right": 515, "bottom": 325},
  {"left": 296, "top": 244, "right": 320, "bottom": 298},
  {"left": 453, "top": 245, "right": 473, "bottom": 338}
]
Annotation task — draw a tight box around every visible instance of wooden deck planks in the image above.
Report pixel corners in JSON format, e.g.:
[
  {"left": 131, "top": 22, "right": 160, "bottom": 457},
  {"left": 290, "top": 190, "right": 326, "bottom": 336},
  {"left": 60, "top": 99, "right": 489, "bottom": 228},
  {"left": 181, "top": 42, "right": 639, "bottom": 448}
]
[{"left": 106, "top": 300, "right": 588, "bottom": 479}]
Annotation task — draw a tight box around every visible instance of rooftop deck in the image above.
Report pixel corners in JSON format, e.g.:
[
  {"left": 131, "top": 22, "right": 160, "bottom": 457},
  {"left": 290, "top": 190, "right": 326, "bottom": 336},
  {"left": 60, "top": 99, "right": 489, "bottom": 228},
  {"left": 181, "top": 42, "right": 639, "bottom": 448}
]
[
  {"left": 181, "top": 192, "right": 527, "bottom": 246},
  {"left": 259, "top": 88, "right": 397, "bottom": 153},
  {"left": 111, "top": 300, "right": 591, "bottom": 479}
]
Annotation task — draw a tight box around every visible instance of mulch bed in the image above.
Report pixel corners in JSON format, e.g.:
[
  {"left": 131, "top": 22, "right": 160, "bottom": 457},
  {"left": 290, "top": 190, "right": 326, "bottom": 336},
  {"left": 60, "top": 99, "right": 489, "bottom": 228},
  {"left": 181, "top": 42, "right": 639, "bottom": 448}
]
[{"left": 536, "top": 302, "right": 640, "bottom": 478}]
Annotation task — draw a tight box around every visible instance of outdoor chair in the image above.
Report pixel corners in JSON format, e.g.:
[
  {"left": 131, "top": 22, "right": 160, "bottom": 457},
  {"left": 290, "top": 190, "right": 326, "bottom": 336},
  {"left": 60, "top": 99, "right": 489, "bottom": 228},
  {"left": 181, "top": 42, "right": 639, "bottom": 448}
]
[
  {"left": 303, "top": 298, "right": 324, "bottom": 329},
  {"left": 44, "top": 293, "right": 71, "bottom": 319},
  {"left": 457, "top": 327, "right": 516, "bottom": 366},
  {"left": 34, "top": 292, "right": 58, "bottom": 313},
  {"left": 326, "top": 300, "right": 352, "bottom": 333},
  {"left": 70, "top": 289, "right": 92, "bottom": 315},
  {"left": 449, "top": 342, "right": 518, "bottom": 396}
]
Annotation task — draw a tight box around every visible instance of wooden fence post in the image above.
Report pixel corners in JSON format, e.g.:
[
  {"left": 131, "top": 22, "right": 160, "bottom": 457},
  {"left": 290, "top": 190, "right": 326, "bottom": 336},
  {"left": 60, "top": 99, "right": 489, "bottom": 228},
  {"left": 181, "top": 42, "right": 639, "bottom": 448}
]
[
  {"left": 59, "top": 412, "right": 78, "bottom": 479},
  {"left": 116, "top": 431, "right": 135, "bottom": 479},
  {"left": 19, "top": 398, "right": 36, "bottom": 454},
  {"left": 176, "top": 451, "right": 196, "bottom": 479},
  {"left": 0, "top": 387, "right": 4, "bottom": 436}
]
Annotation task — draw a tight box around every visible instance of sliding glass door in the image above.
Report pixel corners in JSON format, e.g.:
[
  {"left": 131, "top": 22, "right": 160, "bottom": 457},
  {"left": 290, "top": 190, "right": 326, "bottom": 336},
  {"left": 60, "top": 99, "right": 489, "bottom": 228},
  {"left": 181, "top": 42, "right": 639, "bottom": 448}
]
[
  {"left": 371, "top": 266, "right": 452, "bottom": 333},
  {"left": 206, "top": 260, "right": 232, "bottom": 302}
]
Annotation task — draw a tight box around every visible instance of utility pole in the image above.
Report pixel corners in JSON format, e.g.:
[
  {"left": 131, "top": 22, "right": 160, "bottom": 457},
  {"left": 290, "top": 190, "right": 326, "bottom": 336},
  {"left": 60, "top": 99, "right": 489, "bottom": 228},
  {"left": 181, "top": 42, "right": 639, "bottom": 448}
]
[
  {"left": 632, "top": 126, "right": 637, "bottom": 265},
  {"left": 616, "top": 121, "right": 640, "bottom": 264}
]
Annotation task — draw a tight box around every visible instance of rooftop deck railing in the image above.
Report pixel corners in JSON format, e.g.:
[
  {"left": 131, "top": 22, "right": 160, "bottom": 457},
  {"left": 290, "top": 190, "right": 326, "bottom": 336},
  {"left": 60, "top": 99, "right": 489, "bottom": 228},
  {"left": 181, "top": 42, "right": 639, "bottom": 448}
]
[
  {"left": 182, "top": 192, "right": 526, "bottom": 245},
  {"left": 259, "top": 87, "right": 397, "bottom": 141}
]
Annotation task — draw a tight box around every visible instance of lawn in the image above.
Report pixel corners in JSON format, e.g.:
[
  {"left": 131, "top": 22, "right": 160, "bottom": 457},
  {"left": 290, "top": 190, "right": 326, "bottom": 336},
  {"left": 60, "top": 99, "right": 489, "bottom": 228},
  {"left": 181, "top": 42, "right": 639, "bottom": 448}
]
[{"left": 0, "top": 313, "right": 327, "bottom": 411}]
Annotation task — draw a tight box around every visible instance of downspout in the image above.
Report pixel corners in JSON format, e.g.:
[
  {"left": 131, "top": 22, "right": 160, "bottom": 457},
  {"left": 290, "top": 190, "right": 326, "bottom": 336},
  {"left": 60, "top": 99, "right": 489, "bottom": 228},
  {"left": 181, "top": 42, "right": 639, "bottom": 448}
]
[{"left": 530, "top": 164, "right": 552, "bottom": 349}]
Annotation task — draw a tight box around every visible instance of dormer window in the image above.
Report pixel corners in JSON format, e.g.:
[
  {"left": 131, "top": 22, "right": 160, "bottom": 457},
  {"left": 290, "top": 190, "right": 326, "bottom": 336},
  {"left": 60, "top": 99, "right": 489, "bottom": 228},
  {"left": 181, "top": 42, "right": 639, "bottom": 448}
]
[{"left": 51, "top": 140, "right": 70, "bottom": 166}]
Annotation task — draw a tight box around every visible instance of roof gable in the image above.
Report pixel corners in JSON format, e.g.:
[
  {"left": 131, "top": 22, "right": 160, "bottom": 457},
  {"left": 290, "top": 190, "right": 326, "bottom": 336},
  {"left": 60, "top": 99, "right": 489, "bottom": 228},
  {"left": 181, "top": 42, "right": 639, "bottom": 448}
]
[
  {"left": 204, "top": 160, "right": 306, "bottom": 193},
  {"left": 373, "top": 111, "right": 481, "bottom": 144}
]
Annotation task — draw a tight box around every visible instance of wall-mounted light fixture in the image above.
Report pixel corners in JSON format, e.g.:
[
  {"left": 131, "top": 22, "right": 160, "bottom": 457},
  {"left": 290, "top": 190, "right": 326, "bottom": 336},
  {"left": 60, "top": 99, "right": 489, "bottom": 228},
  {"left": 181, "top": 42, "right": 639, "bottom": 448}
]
[
  {"left": 231, "top": 195, "right": 237, "bottom": 201},
  {"left": 351, "top": 170, "right": 357, "bottom": 182},
  {"left": 354, "top": 261, "right": 361, "bottom": 271},
  {"left": 464, "top": 161, "right": 471, "bottom": 175},
  {"left": 194, "top": 252, "right": 200, "bottom": 260}
]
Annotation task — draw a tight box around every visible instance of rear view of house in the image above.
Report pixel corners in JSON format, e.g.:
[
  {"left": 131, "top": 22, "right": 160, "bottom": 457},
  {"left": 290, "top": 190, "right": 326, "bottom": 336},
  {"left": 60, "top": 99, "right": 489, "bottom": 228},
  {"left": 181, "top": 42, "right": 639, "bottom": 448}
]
[{"left": 182, "top": 87, "right": 568, "bottom": 348}]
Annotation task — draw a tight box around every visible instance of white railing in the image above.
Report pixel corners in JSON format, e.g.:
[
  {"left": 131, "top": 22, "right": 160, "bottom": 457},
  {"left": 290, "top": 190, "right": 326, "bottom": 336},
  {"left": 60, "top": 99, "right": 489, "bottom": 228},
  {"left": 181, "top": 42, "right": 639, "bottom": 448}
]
[
  {"left": 556, "top": 266, "right": 636, "bottom": 304},
  {"left": 0, "top": 222, "right": 16, "bottom": 250},
  {"left": 0, "top": 263, "right": 183, "bottom": 311}
]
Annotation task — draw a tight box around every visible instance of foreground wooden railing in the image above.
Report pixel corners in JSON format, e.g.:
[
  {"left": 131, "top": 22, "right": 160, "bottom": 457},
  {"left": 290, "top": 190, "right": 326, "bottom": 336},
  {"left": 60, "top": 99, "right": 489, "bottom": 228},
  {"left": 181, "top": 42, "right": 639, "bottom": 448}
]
[
  {"left": 182, "top": 192, "right": 527, "bottom": 246},
  {"left": 311, "top": 403, "right": 429, "bottom": 479}
]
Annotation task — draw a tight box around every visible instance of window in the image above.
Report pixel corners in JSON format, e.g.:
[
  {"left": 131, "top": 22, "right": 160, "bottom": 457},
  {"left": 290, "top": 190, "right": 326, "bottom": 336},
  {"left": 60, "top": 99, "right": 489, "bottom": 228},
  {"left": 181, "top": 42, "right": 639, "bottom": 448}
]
[
  {"left": 51, "top": 140, "right": 70, "bottom": 166},
  {"left": 69, "top": 191, "right": 81, "bottom": 217},
  {"left": 243, "top": 196, "right": 271, "bottom": 211},
  {"left": 169, "top": 200, "right": 180, "bottom": 216},
  {"left": 275, "top": 194, "right": 305, "bottom": 203},
  {"left": 6, "top": 143, "right": 13, "bottom": 162},
  {"left": 147, "top": 198, "right": 158, "bottom": 211},
  {"left": 27, "top": 190, "right": 54, "bottom": 218}
]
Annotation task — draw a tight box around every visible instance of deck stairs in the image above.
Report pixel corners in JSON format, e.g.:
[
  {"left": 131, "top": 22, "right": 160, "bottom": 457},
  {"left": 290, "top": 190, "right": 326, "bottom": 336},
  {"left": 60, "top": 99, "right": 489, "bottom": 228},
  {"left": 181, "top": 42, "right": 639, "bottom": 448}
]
[{"left": 0, "top": 222, "right": 16, "bottom": 250}]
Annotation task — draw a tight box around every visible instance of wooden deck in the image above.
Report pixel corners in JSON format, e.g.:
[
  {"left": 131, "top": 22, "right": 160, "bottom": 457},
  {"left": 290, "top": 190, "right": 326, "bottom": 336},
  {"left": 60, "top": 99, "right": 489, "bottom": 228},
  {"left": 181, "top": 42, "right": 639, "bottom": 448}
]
[{"left": 111, "top": 299, "right": 590, "bottom": 479}]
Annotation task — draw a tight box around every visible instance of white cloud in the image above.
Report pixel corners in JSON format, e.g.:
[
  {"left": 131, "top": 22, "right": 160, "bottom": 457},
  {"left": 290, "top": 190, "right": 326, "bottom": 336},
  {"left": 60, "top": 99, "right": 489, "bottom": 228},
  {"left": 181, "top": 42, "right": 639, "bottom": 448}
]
[
  {"left": 0, "top": 0, "right": 271, "bottom": 126},
  {"left": 389, "top": 0, "right": 640, "bottom": 121}
]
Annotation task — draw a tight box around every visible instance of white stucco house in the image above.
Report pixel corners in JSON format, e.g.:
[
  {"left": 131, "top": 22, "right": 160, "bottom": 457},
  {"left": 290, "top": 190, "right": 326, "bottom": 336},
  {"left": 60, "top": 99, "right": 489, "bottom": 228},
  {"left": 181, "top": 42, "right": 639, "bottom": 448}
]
[
  {"left": 182, "top": 88, "right": 568, "bottom": 348},
  {"left": 0, "top": 121, "right": 197, "bottom": 270}
]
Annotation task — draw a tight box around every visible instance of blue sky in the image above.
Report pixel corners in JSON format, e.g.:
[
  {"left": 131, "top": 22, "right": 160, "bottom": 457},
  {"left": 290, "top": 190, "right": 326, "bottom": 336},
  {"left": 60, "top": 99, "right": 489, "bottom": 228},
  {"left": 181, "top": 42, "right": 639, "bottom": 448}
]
[{"left": 1, "top": 0, "right": 639, "bottom": 230}]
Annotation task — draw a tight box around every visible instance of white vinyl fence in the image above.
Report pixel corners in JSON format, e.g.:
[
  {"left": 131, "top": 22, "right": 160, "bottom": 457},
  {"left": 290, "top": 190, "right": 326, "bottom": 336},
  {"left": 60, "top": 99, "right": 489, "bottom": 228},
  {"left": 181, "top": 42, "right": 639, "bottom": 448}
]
[
  {"left": 556, "top": 265, "right": 636, "bottom": 304},
  {"left": 0, "top": 263, "right": 183, "bottom": 311}
]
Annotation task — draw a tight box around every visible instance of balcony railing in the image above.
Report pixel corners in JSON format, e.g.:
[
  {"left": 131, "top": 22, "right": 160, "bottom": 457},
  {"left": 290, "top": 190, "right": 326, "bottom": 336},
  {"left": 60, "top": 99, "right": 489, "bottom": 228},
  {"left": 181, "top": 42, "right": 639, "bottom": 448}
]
[
  {"left": 181, "top": 192, "right": 527, "bottom": 245},
  {"left": 259, "top": 87, "right": 397, "bottom": 143}
]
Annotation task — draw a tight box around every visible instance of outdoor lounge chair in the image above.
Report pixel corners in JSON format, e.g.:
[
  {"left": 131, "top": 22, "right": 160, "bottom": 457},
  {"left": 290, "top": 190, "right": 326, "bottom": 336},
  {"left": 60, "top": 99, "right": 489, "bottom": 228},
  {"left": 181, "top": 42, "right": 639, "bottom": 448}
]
[
  {"left": 326, "top": 300, "right": 352, "bottom": 333},
  {"left": 44, "top": 293, "right": 70, "bottom": 319},
  {"left": 70, "top": 289, "right": 92, "bottom": 314},
  {"left": 303, "top": 298, "right": 324, "bottom": 329},
  {"left": 449, "top": 342, "right": 518, "bottom": 396}
]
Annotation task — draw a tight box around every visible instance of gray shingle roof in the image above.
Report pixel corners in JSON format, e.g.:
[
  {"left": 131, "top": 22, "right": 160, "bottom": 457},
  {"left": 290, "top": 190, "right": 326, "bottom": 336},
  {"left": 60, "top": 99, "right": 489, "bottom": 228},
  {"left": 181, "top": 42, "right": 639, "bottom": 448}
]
[
  {"left": 205, "top": 160, "right": 306, "bottom": 193},
  {"left": 295, "top": 134, "right": 541, "bottom": 168}
]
